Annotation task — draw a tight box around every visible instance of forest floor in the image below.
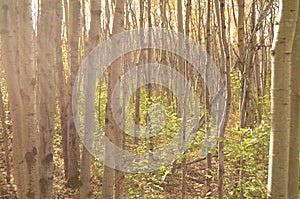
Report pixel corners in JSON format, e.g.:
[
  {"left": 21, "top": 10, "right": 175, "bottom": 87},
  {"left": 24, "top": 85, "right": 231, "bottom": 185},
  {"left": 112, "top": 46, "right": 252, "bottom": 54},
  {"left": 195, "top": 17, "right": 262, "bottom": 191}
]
[{"left": 0, "top": 130, "right": 217, "bottom": 198}]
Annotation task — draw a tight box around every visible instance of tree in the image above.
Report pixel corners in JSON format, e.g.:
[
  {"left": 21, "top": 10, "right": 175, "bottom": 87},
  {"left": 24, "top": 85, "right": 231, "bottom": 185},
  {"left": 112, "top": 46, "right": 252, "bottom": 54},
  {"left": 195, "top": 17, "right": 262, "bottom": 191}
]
[
  {"left": 288, "top": 1, "right": 300, "bottom": 198},
  {"left": 80, "top": 0, "right": 101, "bottom": 198},
  {"left": 215, "top": 0, "right": 232, "bottom": 197},
  {"left": 267, "top": 0, "right": 299, "bottom": 198},
  {"left": 0, "top": 0, "right": 39, "bottom": 198},
  {"left": 205, "top": 0, "right": 212, "bottom": 191},
  {"left": 180, "top": 0, "right": 192, "bottom": 198},
  {"left": 37, "top": 0, "right": 56, "bottom": 197},
  {"left": 56, "top": 0, "right": 69, "bottom": 180},
  {"left": 66, "top": 0, "right": 81, "bottom": 188},
  {"left": 102, "top": 0, "right": 125, "bottom": 198}
]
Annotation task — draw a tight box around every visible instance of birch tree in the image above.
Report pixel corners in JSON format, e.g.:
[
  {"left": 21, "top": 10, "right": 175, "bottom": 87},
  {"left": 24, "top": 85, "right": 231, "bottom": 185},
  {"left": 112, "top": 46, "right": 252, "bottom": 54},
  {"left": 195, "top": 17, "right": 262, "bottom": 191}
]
[
  {"left": 288, "top": 1, "right": 300, "bottom": 198},
  {"left": 267, "top": 0, "right": 299, "bottom": 198},
  {"left": 0, "top": 0, "right": 39, "bottom": 198},
  {"left": 37, "top": 0, "right": 56, "bottom": 197}
]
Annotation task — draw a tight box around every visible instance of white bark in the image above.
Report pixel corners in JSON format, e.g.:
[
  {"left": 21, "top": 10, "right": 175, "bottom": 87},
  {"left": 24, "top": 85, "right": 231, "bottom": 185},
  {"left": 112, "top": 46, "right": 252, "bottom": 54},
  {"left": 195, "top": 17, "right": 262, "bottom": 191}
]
[
  {"left": 267, "top": 0, "right": 299, "bottom": 198},
  {"left": 37, "top": 0, "right": 56, "bottom": 197},
  {"left": 288, "top": 2, "right": 300, "bottom": 198}
]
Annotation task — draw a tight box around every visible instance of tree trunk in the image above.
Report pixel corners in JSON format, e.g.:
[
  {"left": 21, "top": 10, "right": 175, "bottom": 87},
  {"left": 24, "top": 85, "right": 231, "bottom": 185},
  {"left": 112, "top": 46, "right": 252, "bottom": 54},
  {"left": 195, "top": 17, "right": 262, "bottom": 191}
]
[
  {"left": 146, "top": 0, "right": 154, "bottom": 160},
  {"left": 80, "top": 0, "right": 101, "bottom": 198},
  {"left": 267, "top": 0, "right": 299, "bottom": 198},
  {"left": 102, "top": 0, "right": 125, "bottom": 198},
  {"left": 237, "top": 0, "right": 246, "bottom": 128},
  {"left": 133, "top": 0, "right": 144, "bottom": 145},
  {"left": 0, "top": 0, "right": 20, "bottom": 193},
  {"left": 216, "top": 0, "right": 232, "bottom": 198},
  {"left": 37, "top": 0, "right": 56, "bottom": 198},
  {"left": 67, "top": 0, "right": 81, "bottom": 188},
  {"left": 205, "top": 0, "right": 212, "bottom": 192},
  {"left": 237, "top": 0, "right": 246, "bottom": 197},
  {"left": 1, "top": 0, "right": 39, "bottom": 198},
  {"left": 181, "top": 0, "right": 192, "bottom": 198},
  {"left": 56, "top": 0, "right": 69, "bottom": 180},
  {"left": 288, "top": 2, "right": 300, "bottom": 198}
]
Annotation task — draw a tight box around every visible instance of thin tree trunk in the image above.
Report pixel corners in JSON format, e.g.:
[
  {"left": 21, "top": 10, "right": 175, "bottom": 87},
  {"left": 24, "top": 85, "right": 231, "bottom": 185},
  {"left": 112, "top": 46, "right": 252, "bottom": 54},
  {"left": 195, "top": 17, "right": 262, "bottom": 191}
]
[
  {"left": 237, "top": 0, "right": 246, "bottom": 197},
  {"left": 56, "top": 0, "right": 69, "bottom": 180},
  {"left": 79, "top": 0, "right": 101, "bottom": 198},
  {"left": 146, "top": 0, "right": 154, "bottom": 159},
  {"left": 176, "top": 1, "right": 185, "bottom": 196},
  {"left": 134, "top": 0, "right": 144, "bottom": 145},
  {"left": 102, "top": 0, "right": 125, "bottom": 198},
  {"left": 237, "top": 0, "right": 246, "bottom": 128},
  {"left": 181, "top": 0, "right": 191, "bottom": 198},
  {"left": 205, "top": 0, "right": 212, "bottom": 191},
  {"left": 254, "top": 0, "right": 262, "bottom": 124},
  {"left": 216, "top": 0, "right": 231, "bottom": 198},
  {"left": 67, "top": 0, "right": 81, "bottom": 188}
]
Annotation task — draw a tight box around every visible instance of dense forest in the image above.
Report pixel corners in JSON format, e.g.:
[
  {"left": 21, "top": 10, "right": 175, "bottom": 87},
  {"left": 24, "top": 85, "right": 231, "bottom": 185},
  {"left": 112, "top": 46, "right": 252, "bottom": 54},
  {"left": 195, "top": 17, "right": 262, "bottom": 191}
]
[{"left": 0, "top": 0, "right": 299, "bottom": 198}]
